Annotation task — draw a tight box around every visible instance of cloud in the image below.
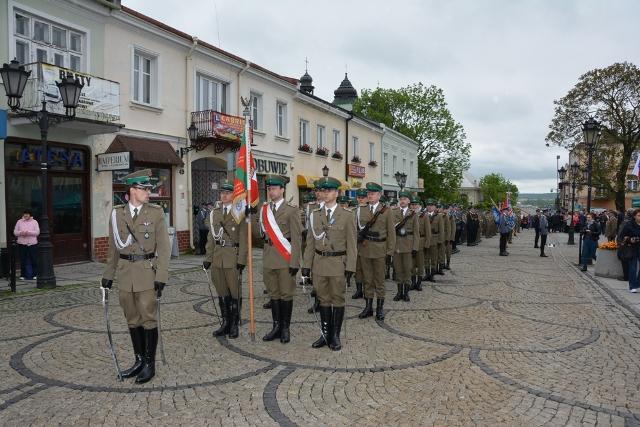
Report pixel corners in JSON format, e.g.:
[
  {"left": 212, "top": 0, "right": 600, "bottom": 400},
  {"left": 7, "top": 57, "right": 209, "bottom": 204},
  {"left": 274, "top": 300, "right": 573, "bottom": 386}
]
[{"left": 123, "top": 0, "right": 640, "bottom": 192}]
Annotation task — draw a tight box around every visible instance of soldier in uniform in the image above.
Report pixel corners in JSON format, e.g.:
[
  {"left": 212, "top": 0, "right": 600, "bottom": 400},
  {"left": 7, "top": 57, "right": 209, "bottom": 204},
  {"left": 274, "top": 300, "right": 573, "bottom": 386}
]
[
  {"left": 338, "top": 195, "right": 350, "bottom": 210},
  {"left": 302, "top": 177, "right": 357, "bottom": 351},
  {"left": 392, "top": 191, "right": 420, "bottom": 302},
  {"left": 357, "top": 182, "right": 396, "bottom": 321},
  {"left": 445, "top": 206, "right": 456, "bottom": 270},
  {"left": 426, "top": 200, "right": 445, "bottom": 277},
  {"left": 102, "top": 169, "right": 170, "bottom": 384},
  {"left": 202, "top": 180, "right": 247, "bottom": 339},
  {"left": 254, "top": 175, "right": 302, "bottom": 343},
  {"left": 411, "top": 197, "right": 429, "bottom": 291},
  {"left": 352, "top": 188, "right": 368, "bottom": 300}
]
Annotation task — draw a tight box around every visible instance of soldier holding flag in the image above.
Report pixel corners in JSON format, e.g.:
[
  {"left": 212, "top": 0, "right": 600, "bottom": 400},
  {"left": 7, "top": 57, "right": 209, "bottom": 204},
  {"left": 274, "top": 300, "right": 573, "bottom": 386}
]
[{"left": 254, "top": 174, "right": 302, "bottom": 344}]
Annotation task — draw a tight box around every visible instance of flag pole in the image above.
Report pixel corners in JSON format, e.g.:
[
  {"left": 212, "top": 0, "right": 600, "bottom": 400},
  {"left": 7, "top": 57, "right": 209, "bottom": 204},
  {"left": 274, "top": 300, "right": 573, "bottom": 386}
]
[{"left": 243, "top": 105, "right": 256, "bottom": 342}]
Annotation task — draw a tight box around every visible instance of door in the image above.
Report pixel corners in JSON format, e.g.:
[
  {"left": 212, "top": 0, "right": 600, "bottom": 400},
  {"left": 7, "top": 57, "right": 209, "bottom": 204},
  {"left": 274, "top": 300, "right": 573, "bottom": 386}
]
[{"left": 50, "top": 175, "right": 89, "bottom": 263}]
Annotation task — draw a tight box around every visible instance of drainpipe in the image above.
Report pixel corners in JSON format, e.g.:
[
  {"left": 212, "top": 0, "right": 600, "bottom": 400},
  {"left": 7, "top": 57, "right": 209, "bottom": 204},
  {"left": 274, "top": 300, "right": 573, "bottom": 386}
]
[
  {"left": 186, "top": 37, "right": 198, "bottom": 251},
  {"left": 345, "top": 113, "right": 353, "bottom": 193}
]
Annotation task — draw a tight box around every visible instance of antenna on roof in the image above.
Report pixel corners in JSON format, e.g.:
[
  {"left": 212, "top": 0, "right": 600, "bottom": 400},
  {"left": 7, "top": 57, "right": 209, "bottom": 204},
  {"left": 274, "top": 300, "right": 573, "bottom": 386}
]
[
  {"left": 213, "top": 0, "right": 221, "bottom": 46},
  {"left": 305, "top": 57, "right": 309, "bottom": 72}
]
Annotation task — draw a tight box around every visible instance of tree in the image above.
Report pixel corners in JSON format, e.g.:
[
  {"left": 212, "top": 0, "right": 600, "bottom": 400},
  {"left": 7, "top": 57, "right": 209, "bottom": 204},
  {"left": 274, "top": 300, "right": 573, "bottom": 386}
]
[
  {"left": 353, "top": 83, "right": 470, "bottom": 201},
  {"left": 546, "top": 62, "right": 640, "bottom": 211},
  {"left": 478, "top": 173, "right": 519, "bottom": 208}
]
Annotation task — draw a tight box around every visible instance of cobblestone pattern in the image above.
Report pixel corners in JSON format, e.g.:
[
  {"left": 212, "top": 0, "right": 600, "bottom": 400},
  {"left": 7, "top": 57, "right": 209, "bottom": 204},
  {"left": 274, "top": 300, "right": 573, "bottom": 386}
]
[{"left": 1, "top": 229, "right": 640, "bottom": 426}]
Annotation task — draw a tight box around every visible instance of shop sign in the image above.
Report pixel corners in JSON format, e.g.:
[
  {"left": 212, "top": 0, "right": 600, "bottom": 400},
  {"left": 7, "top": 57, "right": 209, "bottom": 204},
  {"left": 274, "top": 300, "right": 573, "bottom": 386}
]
[
  {"left": 36, "top": 64, "right": 120, "bottom": 123},
  {"left": 348, "top": 163, "right": 366, "bottom": 178},
  {"left": 97, "top": 151, "right": 131, "bottom": 171},
  {"left": 255, "top": 158, "right": 288, "bottom": 175},
  {"left": 5, "top": 143, "right": 86, "bottom": 170},
  {"left": 212, "top": 112, "right": 244, "bottom": 143}
]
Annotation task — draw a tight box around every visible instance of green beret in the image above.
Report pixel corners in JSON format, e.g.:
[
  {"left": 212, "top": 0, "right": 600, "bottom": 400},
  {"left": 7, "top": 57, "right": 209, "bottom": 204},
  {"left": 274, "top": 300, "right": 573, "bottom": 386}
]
[
  {"left": 365, "top": 182, "right": 383, "bottom": 192},
  {"left": 220, "top": 180, "right": 234, "bottom": 192},
  {"left": 265, "top": 174, "right": 286, "bottom": 187},
  {"left": 398, "top": 190, "right": 411, "bottom": 199},
  {"left": 338, "top": 195, "right": 350, "bottom": 203},
  {"left": 356, "top": 188, "right": 368, "bottom": 197},
  {"left": 316, "top": 176, "right": 341, "bottom": 190},
  {"left": 123, "top": 169, "right": 152, "bottom": 187}
]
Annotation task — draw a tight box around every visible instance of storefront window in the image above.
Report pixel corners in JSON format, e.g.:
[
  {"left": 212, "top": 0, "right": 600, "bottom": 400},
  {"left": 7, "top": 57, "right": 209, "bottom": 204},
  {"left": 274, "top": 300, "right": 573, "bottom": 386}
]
[{"left": 112, "top": 165, "right": 172, "bottom": 226}]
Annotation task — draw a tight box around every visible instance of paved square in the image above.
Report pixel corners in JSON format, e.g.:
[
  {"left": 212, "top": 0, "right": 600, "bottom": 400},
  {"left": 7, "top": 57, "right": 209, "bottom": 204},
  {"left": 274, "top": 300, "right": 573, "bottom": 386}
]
[{"left": 1, "top": 231, "right": 640, "bottom": 426}]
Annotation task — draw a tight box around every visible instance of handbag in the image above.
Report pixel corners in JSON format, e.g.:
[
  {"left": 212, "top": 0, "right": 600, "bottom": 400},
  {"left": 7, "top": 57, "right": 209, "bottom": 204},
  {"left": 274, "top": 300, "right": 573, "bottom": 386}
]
[{"left": 619, "top": 243, "right": 636, "bottom": 261}]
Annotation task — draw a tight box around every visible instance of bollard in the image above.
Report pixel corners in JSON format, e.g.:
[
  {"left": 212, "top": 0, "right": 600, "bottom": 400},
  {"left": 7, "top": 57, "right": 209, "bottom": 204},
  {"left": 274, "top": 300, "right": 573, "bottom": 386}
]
[{"left": 9, "top": 240, "right": 17, "bottom": 292}]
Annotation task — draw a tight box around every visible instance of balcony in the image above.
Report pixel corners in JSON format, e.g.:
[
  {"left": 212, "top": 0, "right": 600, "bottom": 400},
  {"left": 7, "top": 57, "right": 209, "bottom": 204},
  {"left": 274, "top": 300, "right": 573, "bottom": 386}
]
[
  {"left": 190, "top": 110, "right": 244, "bottom": 154},
  {"left": 10, "top": 62, "right": 122, "bottom": 134}
]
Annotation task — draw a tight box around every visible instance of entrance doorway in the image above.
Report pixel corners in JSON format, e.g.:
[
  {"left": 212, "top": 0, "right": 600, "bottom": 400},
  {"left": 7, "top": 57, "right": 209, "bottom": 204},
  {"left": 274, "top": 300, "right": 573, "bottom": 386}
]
[{"left": 191, "top": 157, "right": 227, "bottom": 247}]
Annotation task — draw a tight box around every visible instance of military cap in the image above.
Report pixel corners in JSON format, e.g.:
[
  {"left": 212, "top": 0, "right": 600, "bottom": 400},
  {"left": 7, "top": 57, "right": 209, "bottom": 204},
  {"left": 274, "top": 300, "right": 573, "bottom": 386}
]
[
  {"left": 338, "top": 195, "right": 350, "bottom": 204},
  {"left": 348, "top": 199, "right": 357, "bottom": 207},
  {"left": 356, "top": 188, "right": 368, "bottom": 197},
  {"left": 398, "top": 190, "right": 411, "bottom": 199},
  {"left": 426, "top": 198, "right": 436, "bottom": 205},
  {"left": 220, "top": 180, "right": 234, "bottom": 192},
  {"left": 380, "top": 194, "right": 388, "bottom": 203},
  {"left": 306, "top": 192, "right": 316, "bottom": 202},
  {"left": 123, "top": 169, "right": 153, "bottom": 187},
  {"left": 316, "top": 176, "right": 341, "bottom": 190},
  {"left": 365, "top": 182, "right": 383, "bottom": 192},
  {"left": 265, "top": 174, "right": 286, "bottom": 187},
  {"left": 410, "top": 196, "right": 421, "bottom": 205},
  {"left": 390, "top": 198, "right": 398, "bottom": 206}
]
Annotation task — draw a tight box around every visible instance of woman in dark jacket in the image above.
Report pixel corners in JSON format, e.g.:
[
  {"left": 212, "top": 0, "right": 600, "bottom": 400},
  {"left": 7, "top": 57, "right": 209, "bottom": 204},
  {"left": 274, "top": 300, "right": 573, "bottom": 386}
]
[{"left": 620, "top": 208, "right": 640, "bottom": 292}]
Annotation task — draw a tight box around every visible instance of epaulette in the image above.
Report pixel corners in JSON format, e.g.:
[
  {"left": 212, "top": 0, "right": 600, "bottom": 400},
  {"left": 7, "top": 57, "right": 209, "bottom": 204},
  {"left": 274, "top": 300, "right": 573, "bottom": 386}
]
[
  {"left": 114, "top": 204, "right": 125, "bottom": 209},
  {"left": 146, "top": 203, "right": 163, "bottom": 210},
  {"left": 312, "top": 207, "right": 322, "bottom": 212}
]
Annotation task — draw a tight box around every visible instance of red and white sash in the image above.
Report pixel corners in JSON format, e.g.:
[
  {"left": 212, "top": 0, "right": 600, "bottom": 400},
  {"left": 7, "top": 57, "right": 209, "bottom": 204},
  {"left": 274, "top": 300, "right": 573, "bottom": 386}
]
[{"left": 261, "top": 204, "right": 292, "bottom": 262}]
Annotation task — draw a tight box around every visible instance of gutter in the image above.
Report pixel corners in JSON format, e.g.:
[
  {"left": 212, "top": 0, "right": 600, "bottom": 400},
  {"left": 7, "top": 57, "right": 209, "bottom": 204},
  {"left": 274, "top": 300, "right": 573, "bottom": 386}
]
[{"left": 186, "top": 37, "right": 198, "bottom": 251}]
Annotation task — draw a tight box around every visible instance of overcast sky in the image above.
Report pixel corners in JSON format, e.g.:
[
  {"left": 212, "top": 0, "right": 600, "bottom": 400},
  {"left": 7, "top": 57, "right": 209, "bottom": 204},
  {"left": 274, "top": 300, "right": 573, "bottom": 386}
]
[{"left": 125, "top": 0, "right": 640, "bottom": 193}]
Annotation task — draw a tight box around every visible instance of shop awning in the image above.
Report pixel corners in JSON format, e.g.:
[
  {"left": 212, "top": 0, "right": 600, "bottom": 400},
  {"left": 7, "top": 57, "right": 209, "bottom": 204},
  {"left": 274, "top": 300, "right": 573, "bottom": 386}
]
[
  {"left": 297, "top": 174, "right": 349, "bottom": 190},
  {"left": 105, "top": 135, "right": 184, "bottom": 167}
]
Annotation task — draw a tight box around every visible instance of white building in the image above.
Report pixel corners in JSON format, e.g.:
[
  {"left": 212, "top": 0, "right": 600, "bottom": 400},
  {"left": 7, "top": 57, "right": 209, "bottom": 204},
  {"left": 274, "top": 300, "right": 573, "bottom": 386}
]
[
  {"left": 459, "top": 171, "right": 482, "bottom": 206},
  {"left": 380, "top": 124, "right": 420, "bottom": 199}
]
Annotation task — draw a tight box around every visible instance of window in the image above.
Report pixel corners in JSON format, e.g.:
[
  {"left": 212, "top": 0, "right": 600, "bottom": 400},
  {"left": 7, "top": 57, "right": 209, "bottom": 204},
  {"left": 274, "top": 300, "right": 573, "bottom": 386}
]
[
  {"left": 333, "top": 130, "right": 340, "bottom": 152},
  {"left": 12, "top": 10, "right": 86, "bottom": 71},
  {"left": 276, "top": 102, "right": 287, "bottom": 137},
  {"left": 352, "top": 136, "right": 359, "bottom": 155},
  {"left": 33, "top": 21, "right": 49, "bottom": 43},
  {"left": 628, "top": 180, "right": 638, "bottom": 191},
  {"left": 369, "top": 142, "right": 375, "bottom": 162},
  {"left": 403, "top": 158, "right": 407, "bottom": 173},
  {"left": 133, "top": 49, "right": 156, "bottom": 105},
  {"left": 52, "top": 27, "right": 66, "bottom": 49},
  {"left": 299, "top": 120, "right": 310, "bottom": 147},
  {"left": 393, "top": 155, "right": 397, "bottom": 173},
  {"left": 250, "top": 92, "right": 262, "bottom": 131},
  {"left": 15, "top": 14, "right": 29, "bottom": 36},
  {"left": 383, "top": 153, "right": 389, "bottom": 174},
  {"left": 317, "top": 125, "right": 326, "bottom": 148},
  {"left": 15, "top": 40, "right": 29, "bottom": 64},
  {"left": 196, "top": 73, "right": 227, "bottom": 112}
]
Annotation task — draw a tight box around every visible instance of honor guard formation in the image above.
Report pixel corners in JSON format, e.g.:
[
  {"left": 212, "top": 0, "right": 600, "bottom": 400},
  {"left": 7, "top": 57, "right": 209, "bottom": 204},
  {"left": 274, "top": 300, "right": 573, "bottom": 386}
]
[{"left": 102, "top": 172, "right": 514, "bottom": 384}]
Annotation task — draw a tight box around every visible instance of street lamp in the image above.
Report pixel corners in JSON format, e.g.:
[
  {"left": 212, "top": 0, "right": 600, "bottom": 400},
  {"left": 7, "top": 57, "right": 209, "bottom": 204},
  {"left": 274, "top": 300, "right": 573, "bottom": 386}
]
[
  {"left": 582, "top": 117, "right": 601, "bottom": 214},
  {"left": 566, "top": 161, "right": 580, "bottom": 245},
  {"left": 322, "top": 164, "right": 329, "bottom": 178},
  {"left": 558, "top": 166, "right": 566, "bottom": 210},
  {"left": 187, "top": 121, "right": 198, "bottom": 142},
  {"left": 394, "top": 171, "right": 407, "bottom": 191},
  {"left": 1, "top": 59, "right": 83, "bottom": 289}
]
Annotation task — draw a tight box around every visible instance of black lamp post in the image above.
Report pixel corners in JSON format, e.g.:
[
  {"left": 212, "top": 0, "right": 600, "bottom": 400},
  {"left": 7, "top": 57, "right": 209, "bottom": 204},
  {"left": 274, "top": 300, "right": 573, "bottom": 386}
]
[
  {"left": 582, "top": 117, "right": 600, "bottom": 214},
  {"left": 394, "top": 171, "right": 407, "bottom": 191},
  {"left": 1, "top": 59, "right": 83, "bottom": 289},
  {"left": 556, "top": 155, "right": 560, "bottom": 210}
]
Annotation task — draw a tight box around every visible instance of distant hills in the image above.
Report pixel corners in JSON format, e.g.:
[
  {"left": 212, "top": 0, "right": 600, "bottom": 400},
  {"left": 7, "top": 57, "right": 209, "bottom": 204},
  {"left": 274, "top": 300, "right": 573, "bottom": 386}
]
[{"left": 519, "top": 193, "right": 557, "bottom": 201}]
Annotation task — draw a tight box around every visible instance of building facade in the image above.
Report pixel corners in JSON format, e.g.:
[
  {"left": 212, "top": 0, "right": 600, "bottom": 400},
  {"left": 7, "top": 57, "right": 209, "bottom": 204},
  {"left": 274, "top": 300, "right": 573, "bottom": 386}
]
[
  {"left": 459, "top": 171, "right": 482, "bottom": 206},
  {"left": 380, "top": 124, "right": 420, "bottom": 200}
]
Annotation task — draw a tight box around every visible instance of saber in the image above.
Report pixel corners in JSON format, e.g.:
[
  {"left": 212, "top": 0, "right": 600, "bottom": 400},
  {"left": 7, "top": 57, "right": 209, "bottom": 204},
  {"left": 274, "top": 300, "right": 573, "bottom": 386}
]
[
  {"left": 101, "top": 288, "right": 123, "bottom": 381},
  {"left": 156, "top": 295, "right": 167, "bottom": 365},
  {"left": 301, "top": 275, "right": 327, "bottom": 344},
  {"left": 237, "top": 267, "right": 243, "bottom": 326},
  {"left": 203, "top": 267, "right": 223, "bottom": 327}
]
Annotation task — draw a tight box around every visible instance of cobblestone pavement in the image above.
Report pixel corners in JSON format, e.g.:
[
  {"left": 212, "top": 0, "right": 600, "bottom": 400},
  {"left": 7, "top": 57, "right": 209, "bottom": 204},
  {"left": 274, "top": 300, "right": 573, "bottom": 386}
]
[{"left": 1, "top": 231, "right": 640, "bottom": 426}]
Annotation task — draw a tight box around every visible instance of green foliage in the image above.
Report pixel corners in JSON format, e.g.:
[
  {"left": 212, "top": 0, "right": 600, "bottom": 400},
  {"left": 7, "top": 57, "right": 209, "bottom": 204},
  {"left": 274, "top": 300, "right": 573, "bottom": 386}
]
[
  {"left": 478, "top": 173, "right": 519, "bottom": 208},
  {"left": 353, "top": 83, "right": 470, "bottom": 201},
  {"left": 546, "top": 62, "right": 640, "bottom": 211}
]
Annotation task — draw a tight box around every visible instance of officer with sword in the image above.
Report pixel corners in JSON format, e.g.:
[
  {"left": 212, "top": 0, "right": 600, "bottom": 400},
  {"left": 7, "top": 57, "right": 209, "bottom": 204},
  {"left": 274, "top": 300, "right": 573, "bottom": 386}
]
[{"left": 101, "top": 169, "right": 170, "bottom": 384}]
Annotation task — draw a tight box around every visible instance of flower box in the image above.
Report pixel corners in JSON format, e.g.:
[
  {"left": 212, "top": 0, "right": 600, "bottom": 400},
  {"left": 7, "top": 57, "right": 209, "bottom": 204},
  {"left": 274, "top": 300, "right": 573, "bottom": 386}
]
[
  {"left": 298, "top": 144, "right": 312, "bottom": 153},
  {"left": 315, "top": 147, "right": 329, "bottom": 156},
  {"left": 594, "top": 248, "right": 624, "bottom": 280},
  {"left": 331, "top": 152, "right": 343, "bottom": 160},
  {"left": 368, "top": 160, "right": 378, "bottom": 167},
  {"left": 351, "top": 156, "right": 361, "bottom": 164}
]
